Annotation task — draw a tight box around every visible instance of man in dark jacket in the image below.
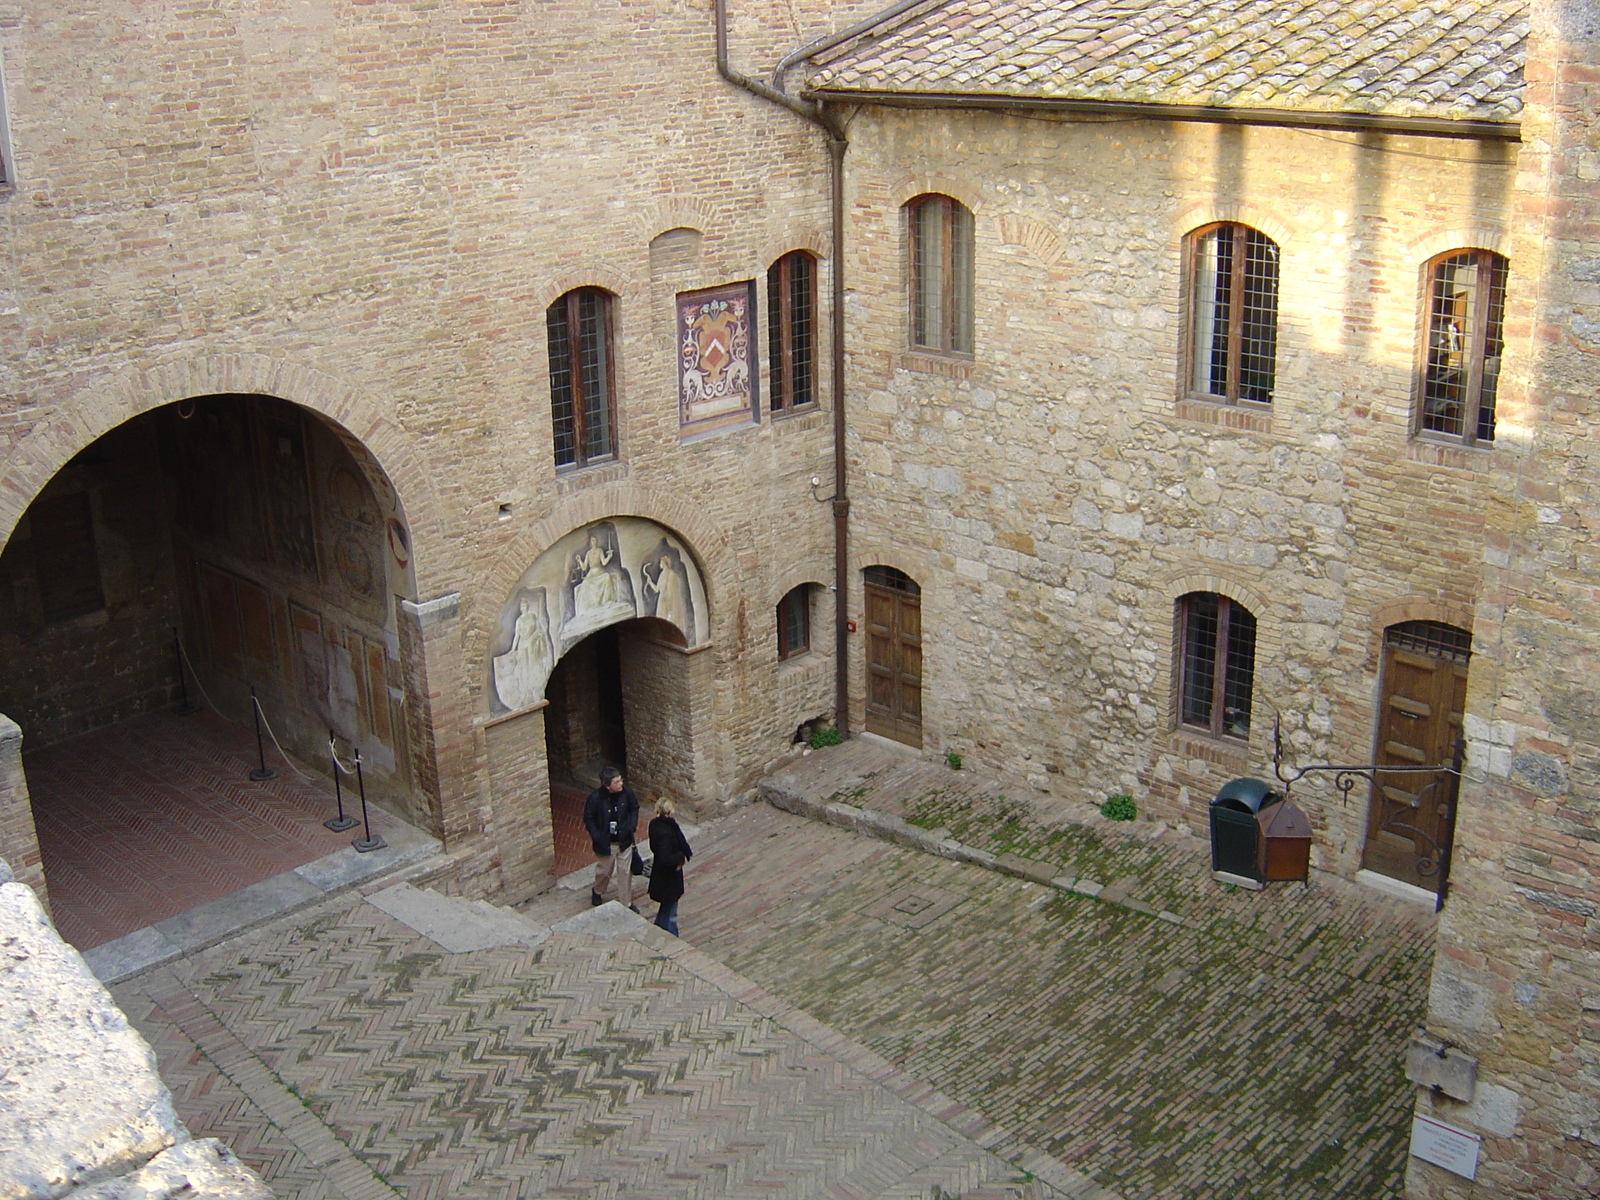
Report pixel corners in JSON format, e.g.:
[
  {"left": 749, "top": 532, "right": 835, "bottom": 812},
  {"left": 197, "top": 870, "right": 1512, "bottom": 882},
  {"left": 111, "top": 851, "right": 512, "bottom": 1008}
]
[{"left": 582, "top": 766, "right": 639, "bottom": 910}]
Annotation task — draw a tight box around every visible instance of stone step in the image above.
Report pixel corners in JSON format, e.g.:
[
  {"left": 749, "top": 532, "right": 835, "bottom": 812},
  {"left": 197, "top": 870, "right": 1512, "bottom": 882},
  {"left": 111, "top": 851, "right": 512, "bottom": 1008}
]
[{"left": 363, "top": 881, "right": 549, "bottom": 952}]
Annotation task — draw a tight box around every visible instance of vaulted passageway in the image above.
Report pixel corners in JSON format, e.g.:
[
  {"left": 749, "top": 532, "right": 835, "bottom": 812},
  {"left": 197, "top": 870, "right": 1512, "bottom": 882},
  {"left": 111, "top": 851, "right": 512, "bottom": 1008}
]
[{"left": 0, "top": 394, "right": 425, "bottom": 948}]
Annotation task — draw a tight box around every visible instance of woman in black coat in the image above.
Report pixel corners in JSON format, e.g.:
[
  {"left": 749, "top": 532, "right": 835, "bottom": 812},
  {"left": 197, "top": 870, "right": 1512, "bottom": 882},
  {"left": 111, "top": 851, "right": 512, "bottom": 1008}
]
[{"left": 647, "top": 796, "right": 693, "bottom": 936}]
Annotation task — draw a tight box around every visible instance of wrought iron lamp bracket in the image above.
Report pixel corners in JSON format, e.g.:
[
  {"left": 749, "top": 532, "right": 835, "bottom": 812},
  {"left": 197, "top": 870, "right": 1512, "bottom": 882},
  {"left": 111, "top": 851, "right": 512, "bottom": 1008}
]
[
  {"left": 1270, "top": 716, "right": 1458, "bottom": 807},
  {"left": 1268, "top": 717, "right": 1464, "bottom": 905}
]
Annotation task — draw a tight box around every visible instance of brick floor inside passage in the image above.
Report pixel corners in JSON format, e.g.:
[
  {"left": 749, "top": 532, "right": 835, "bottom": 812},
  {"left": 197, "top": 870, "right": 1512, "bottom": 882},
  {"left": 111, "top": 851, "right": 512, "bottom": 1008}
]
[{"left": 27, "top": 709, "right": 393, "bottom": 950}]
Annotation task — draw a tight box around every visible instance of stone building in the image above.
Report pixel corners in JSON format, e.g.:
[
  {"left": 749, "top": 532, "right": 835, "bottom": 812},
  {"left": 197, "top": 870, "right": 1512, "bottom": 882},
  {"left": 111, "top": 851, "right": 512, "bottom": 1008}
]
[{"left": 0, "top": 0, "right": 1593, "bottom": 1195}]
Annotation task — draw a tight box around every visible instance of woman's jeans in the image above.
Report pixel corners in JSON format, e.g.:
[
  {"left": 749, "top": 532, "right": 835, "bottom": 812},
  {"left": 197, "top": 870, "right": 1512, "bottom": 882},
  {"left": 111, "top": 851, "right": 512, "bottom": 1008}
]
[{"left": 654, "top": 898, "right": 679, "bottom": 936}]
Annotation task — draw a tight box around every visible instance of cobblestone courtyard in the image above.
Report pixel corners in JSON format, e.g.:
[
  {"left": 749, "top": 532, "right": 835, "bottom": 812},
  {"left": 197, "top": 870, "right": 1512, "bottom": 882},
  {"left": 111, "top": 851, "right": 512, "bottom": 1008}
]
[{"left": 108, "top": 744, "right": 1435, "bottom": 1199}]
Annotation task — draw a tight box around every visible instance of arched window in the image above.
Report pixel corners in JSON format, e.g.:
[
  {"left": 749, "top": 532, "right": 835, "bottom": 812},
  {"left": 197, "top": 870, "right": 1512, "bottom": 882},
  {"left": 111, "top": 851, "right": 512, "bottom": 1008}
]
[
  {"left": 546, "top": 287, "right": 616, "bottom": 468},
  {"left": 767, "top": 251, "right": 817, "bottom": 414},
  {"left": 776, "top": 584, "right": 812, "bottom": 659},
  {"left": 1418, "top": 249, "right": 1508, "bottom": 445},
  {"left": 1186, "top": 223, "right": 1279, "bottom": 405},
  {"left": 907, "top": 195, "right": 974, "bottom": 355},
  {"left": 1178, "top": 592, "right": 1257, "bottom": 740}
]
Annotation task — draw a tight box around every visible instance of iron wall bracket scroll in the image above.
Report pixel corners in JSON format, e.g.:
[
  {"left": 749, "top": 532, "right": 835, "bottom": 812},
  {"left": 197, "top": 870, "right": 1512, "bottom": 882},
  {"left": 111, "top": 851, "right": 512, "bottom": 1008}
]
[{"left": 1270, "top": 716, "right": 1464, "bottom": 911}]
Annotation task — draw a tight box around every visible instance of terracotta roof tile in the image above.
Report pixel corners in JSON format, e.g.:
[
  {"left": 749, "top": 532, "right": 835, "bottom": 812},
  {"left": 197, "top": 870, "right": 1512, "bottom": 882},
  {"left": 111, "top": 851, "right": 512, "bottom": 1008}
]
[{"left": 806, "top": 0, "right": 1526, "bottom": 123}]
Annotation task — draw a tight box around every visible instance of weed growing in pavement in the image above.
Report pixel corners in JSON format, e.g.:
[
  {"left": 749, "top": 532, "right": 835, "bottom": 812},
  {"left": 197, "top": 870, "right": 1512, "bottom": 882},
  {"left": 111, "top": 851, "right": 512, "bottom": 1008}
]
[
  {"left": 901, "top": 788, "right": 1187, "bottom": 911},
  {"left": 808, "top": 726, "right": 844, "bottom": 749},
  {"left": 944, "top": 750, "right": 963, "bottom": 770},
  {"left": 1100, "top": 794, "right": 1137, "bottom": 821}
]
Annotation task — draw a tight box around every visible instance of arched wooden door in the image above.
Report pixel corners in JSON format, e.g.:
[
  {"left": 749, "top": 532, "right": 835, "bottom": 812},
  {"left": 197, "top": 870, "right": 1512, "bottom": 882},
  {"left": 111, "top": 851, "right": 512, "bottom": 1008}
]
[
  {"left": 1363, "top": 621, "right": 1470, "bottom": 892},
  {"left": 864, "top": 566, "right": 922, "bottom": 747}
]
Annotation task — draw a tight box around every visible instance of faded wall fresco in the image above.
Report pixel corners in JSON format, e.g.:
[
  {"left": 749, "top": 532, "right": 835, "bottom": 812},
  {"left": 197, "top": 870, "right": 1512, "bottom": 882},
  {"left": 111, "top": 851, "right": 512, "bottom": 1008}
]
[{"left": 489, "top": 518, "right": 708, "bottom": 715}]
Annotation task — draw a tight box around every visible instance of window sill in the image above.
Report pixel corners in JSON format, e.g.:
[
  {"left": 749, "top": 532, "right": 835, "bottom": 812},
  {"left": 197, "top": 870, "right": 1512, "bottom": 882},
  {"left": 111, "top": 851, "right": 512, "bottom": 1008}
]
[
  {"left": 554, "top": 459, "right": 626, "bottom": 490},
  {"left": 1173, "top": 397, "right": 1273, "bottom": 434},
  {"left": 1408, "top": 436, "right": 1493, "bottom": 469},
  {"left": 772, "top": 403, "right": 825, "bottom": 427},
  {"left": 897, "top": 351, "right": 976, "bottom": 380},
  {"left": 1168, "top": 730, "right": 1251, "bottom": 770}
]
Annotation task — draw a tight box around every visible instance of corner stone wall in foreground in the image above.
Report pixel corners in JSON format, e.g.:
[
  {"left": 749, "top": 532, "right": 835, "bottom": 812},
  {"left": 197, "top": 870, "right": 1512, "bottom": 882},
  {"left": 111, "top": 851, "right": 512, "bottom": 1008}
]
[{"left": 0, "top": 856, "right": 272, "bottom": 1200}]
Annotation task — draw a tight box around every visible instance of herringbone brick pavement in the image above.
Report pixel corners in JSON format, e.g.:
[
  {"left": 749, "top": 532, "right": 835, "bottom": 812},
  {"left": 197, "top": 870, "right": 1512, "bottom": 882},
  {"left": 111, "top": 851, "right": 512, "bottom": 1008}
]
[
  {"left": 682, "top": 800, "right": 1434, "bottom": 1200},
  {"left": 104, "top": 746, "right": 1431, "bottom": 1200},
  {"left": 112, "top": 888, "right": 1050, "bottom": 1200}
]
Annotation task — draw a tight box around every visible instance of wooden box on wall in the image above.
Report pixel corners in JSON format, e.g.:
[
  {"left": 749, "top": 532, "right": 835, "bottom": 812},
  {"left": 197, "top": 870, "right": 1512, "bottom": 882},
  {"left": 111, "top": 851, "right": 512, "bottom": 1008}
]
[{"left": 1256, "top": 799, "right": 1312, "bottom": 883}]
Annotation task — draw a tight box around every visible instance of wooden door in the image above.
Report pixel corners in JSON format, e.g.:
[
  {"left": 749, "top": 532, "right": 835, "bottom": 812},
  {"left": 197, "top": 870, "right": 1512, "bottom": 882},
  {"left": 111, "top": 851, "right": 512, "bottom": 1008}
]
[
  {"left": 1363, "top": 628, "right": 1469, "bottom": 891},
  {"left": 864, "top": 569, "right": 922, "bottom": 747}
]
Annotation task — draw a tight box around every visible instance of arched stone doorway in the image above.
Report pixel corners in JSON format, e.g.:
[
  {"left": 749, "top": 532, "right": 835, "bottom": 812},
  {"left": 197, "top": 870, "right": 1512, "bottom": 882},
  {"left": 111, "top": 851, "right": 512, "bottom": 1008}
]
[
  {"left": 1363, "top": 619, "right": 1472, "bottom": 893},
  {"left": 863, "top": 565, "right": 923, "bottom": 748},
  {"left": 482, "top": 518, "right": 714, "bottom": 886},
  {"left": 0, "top": 393, "right": 420, "bottom": 948}
]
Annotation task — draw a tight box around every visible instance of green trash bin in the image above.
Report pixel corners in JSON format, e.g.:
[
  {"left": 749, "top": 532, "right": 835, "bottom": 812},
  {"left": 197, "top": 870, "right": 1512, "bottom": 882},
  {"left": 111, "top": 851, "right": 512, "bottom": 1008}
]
[{"left": 1210, "top": 778, "right": 1280, "bottom": 888}]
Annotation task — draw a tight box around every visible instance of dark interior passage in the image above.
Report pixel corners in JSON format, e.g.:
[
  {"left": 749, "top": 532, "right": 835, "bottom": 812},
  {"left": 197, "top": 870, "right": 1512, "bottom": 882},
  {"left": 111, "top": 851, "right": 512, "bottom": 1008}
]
[
  {"left": 544, "top": 625, "right": 627, "bottom": 788},
  {"left": 0, "top": 395, "right": 407, "bottom": 788},
  {"left": 541, "top": 617, "right": 696, "bottom": 877},
  {"left": 0, "top": 394, "right": 416, "bottom": 926}
]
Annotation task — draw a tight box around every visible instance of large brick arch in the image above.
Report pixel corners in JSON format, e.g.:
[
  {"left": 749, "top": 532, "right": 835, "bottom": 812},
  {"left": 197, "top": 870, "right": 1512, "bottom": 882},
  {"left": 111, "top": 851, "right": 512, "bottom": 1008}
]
[{"left": 0, "top": 353, "right": 456, "bottom": 597}]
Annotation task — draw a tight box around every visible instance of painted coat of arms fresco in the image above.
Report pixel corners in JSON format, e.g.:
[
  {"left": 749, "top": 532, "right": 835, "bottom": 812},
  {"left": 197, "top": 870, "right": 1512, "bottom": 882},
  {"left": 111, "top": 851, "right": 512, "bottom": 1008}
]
[{"left": 677, "top": 281, "right": 758, "bottom": 435}]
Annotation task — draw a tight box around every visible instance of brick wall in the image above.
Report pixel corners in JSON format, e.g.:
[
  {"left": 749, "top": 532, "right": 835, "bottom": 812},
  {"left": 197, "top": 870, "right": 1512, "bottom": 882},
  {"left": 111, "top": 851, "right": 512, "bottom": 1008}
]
[
  {"left": 0, "top": 0, "right": 859, "bottom": 893},
  {"left": 1407, "top": 0, "right": 1600, "bottom": 1194},
  {"left": 0, "top": 418, "right": 182, "bottom": 746}
]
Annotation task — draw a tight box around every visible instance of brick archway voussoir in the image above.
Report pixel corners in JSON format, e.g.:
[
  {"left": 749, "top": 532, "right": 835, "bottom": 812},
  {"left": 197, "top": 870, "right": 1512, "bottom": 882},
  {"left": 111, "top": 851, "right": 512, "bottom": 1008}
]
[{"left": 0, "top": 352, "right": 456, "bottom": 593}]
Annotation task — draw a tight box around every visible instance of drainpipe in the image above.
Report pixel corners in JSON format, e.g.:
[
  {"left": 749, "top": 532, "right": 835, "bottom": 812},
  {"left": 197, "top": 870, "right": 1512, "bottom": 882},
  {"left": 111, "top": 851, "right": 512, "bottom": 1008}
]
[
  {"left": 714, "top": 0, "right": 852, "bottom": 736},
  {"left": 770, "top": 0, "right": 929, "bottom": 97}
]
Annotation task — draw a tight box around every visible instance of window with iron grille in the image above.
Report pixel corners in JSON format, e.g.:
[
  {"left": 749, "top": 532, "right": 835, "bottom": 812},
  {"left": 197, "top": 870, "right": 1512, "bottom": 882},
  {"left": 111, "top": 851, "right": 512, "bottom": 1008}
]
[
  {"left": 768, "top": 251, "right": 817, "bottom": 414},
  {"left": 547, "top": 288, "right": 616, "bottom": 469},
  {"left": 1179, "top": 592, "right": 1257, "bottom": 740},
  {"left": 1418, "top": 249, "right": 1508, "bottom": 445},
  {"left": 777, "top": 585, "right": 811, "bottom": 659},
  {"left": 1386, "top": 620, "right": 1472, "bottom": 666},
  {"left": 908, "top": 195, "right": 974, "bottom": 355},
  {"left": 1187, "top": 223, "right": 1279, "bottom": 405}
]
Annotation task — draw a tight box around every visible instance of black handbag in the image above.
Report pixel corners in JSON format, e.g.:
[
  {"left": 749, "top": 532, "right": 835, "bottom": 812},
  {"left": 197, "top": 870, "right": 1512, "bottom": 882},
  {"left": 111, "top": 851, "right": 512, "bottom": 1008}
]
[{"left": 630, "top": 847, "right": 651, "bottom": 876}]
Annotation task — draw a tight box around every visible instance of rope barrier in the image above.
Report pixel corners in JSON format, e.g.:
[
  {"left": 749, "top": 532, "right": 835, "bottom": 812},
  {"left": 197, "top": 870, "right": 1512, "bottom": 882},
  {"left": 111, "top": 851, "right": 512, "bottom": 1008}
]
[
  {"left": 174, "top": 634, "right": 314, "bottom": 782},
  {"left": 174, "top": 637, "right": 224, "bottom": 717},
  {"left": 328, "top": 739, "right": 359, "bottom": 776},
  {"left": 251, "top": 692, "right": 315, "bottom": 782}
]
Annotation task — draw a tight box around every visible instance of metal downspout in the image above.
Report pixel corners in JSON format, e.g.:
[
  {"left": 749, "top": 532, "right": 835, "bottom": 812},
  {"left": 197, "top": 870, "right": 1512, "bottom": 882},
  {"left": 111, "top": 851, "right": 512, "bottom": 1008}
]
[
  {"left": 714, "top": 0, "right": 852, "bottom": 736},
  {"left": 825, "top": 119, "right": 849, "bottom": 739},
  {"left": 771, "top": 0, "right": 931, "bottom": 95}
]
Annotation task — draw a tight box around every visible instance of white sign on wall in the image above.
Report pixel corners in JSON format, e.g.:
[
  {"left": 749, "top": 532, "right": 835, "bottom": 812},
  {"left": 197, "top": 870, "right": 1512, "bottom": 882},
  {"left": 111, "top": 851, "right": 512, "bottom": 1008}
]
[{"left": 1410, "top": 1114, "right": 1482, "bottom": 1180}]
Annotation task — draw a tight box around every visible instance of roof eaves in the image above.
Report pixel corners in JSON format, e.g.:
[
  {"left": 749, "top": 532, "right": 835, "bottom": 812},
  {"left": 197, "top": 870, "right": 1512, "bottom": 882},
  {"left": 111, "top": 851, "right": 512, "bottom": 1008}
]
[{"left": 803, "top": 87, "right": 1522, "bottom": 141}]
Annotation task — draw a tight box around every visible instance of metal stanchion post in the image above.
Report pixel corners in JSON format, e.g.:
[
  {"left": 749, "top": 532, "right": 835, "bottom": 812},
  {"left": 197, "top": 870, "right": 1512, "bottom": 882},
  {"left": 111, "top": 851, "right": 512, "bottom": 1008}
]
[
  {"left": 248, "top": 686, "right": 277, "bottom": 782},
  {"left": 172, "top": 629, "right": 200, "bottom": 716},
  {"left": 350, "top": 747, "right": 386, "bottom": 853},
  {"left": 324, "top": 730, "right": 358, "bottom": 832}
]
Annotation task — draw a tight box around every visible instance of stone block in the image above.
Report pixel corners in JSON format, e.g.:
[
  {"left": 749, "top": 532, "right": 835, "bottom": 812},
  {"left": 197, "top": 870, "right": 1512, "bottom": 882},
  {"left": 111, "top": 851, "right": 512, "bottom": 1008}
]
[
  {"left": 1405, "top": 1036, "right": 1478, "bottom": 1102},
  {"left": 1426, "top": 971, "right": 1495, "bottom": 1034},
  {"left": 71, "top": 1140, "right": 274, "bottom": 1200},
  {"left": 0, "top": 882, "right": 182, "bottom": 1199}
]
